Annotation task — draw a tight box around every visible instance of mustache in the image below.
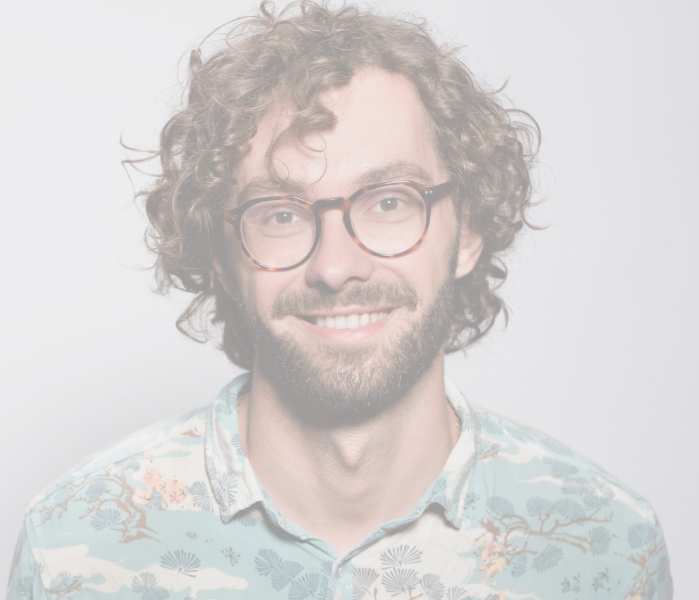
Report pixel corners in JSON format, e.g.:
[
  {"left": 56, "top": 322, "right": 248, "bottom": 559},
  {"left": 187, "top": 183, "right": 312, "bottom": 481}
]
[{"left": 271, "top": 281, "right": 419, "bottom": 318}]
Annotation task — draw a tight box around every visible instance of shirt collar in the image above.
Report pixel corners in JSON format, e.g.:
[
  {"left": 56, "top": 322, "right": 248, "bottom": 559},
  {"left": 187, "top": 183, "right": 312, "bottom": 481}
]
[{"left": 205, "top": 373, "right": 479, "bottom": 530}]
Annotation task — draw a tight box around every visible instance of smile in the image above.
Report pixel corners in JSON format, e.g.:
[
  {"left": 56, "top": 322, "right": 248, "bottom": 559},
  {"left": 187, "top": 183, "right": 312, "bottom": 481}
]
[{"left": 300, "top": 310, "right": 392, "bottom": 329}]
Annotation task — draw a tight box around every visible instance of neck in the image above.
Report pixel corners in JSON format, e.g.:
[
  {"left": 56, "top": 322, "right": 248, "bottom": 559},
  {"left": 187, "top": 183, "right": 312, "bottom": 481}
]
[{"left": 238, "top": 353, "right": 459, "bottom": 557}]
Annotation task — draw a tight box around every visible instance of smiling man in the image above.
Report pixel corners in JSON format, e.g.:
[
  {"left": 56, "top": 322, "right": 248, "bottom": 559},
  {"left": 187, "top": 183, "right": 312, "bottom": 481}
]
[
  {"left": 8, "top": 2, "right": 672, "bottom": 599},
  {"left": 219, "top": 68, "right": 481, "bottom": 559}
]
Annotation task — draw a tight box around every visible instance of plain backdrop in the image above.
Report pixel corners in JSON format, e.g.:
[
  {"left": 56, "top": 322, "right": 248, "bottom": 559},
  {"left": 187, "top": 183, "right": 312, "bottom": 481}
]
[{"left": 2, "top": 0, "right": 697, "bottom": 596}]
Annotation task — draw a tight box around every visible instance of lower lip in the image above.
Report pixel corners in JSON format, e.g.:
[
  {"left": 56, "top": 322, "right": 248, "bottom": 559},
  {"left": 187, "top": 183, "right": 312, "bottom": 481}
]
[{"left": 293, "top": 311, "right": 395, "bottom": 342}]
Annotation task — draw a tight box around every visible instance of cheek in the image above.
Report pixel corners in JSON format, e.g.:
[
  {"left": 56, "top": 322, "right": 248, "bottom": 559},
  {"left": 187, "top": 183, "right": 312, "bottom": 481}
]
[
  {"left": 389, "top": 250, "right": 453, "bottom": 308},
  {"left": 236, "top": 263, "right": 299, "bottom": 318},
  {"left": 413, "top": 208, "right": 459, "bottom": 290}
]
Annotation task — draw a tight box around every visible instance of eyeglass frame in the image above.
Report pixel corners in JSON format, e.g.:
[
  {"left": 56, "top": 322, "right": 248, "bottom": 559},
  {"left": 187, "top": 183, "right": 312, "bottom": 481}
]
[{"left": 222, "top": 179, "right": 457, "bottom": 272}]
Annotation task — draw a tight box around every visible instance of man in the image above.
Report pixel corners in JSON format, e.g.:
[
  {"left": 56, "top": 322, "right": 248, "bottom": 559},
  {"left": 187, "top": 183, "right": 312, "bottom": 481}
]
[{"left": 8, "top": 1, "right": 672, "bottom": 599}]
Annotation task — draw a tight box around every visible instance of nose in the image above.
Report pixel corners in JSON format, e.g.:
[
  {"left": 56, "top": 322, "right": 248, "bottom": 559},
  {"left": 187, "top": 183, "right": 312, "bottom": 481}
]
[{"left": 304, "top": 208, "right": 374, "bottom": 292}]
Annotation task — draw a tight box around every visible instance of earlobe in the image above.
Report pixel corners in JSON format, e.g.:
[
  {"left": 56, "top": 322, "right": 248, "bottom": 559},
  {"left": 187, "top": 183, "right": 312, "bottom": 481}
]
[{"left": 454, "top": 227, "right": 484, "bottom": 279}]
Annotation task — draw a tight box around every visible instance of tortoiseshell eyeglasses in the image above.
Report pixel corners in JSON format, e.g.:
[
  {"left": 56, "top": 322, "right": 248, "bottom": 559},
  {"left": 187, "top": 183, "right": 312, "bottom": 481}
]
[{"left": 222, "top": 180, "right": 456, "bottom": 271}]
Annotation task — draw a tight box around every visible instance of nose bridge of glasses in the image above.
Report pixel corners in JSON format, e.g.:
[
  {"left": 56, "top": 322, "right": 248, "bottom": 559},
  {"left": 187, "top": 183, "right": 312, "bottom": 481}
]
[
  {"left": 311, "top": 196, "right": 346, "bottom": 215},
  {"left": 311, "top": 196, "right": 357, "bottom": 256}
]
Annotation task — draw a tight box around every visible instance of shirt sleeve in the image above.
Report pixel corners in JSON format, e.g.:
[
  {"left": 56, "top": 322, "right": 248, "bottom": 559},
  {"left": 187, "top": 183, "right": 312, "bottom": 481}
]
[{"left": 7, "top": 520, "right": 47, "bottom": 600}]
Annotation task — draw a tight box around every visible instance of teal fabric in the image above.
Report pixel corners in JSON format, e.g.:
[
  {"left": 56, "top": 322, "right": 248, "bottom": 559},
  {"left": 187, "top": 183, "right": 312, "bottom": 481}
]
[{"left": 8, "top": 373, "right": 672, "bottom": 599}]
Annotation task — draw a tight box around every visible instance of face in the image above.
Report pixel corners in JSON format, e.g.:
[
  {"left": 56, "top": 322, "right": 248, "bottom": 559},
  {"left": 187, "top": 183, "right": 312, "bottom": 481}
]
[{"left": 216, "top": 68, "right": 482, "bottom": 423}]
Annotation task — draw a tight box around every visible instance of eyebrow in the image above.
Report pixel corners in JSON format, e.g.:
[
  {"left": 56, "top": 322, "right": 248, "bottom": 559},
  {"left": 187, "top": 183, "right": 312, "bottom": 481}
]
[
  {"left": 235, "top": 161, "right": 435, "bottom": 205},
  {"left": 354, "top": 161, "right": 434, "bottom": 188}
]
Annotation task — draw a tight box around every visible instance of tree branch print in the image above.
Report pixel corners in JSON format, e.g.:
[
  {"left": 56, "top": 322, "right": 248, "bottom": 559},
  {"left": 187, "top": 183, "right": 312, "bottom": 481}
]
[{"left": 33, "top": 467, "right": 160, "bottom": 543}]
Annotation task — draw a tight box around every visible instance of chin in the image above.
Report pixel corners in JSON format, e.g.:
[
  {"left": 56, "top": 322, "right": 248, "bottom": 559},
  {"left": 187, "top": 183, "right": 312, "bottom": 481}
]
[{"left": 255, "top": 296, "right": 455, "bottom": 427}]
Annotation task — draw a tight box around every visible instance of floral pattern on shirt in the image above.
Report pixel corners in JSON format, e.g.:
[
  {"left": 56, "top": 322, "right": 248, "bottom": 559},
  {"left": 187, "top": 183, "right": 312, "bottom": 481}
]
[{"left": 8, "top": 374, "right": 672, "bottom": 599}]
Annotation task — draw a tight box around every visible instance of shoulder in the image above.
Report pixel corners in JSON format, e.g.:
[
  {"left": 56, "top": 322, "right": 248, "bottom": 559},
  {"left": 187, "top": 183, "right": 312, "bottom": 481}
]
[
  {"left": 21, "top": 404, "right": 216, "bottom": 551},
  {"left": 8, "top": 404, "right": 219, "bottom": 598},
  {"left": 13, "top": 405, "right": 226, "bottom": 597},
  {"left": 465, "top": 405, "right": 673, "bottom": 600},
  {"left": 471, "top": 405, "right": 654, "bottom": 518},
  {"left": 26, "top": 405, "right": 210, "bottom": 516}
]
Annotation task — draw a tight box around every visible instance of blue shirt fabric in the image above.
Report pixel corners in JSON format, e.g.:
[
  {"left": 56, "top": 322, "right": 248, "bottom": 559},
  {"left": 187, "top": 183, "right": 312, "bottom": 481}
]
[{"left": 8, "top": 374, "right": 672, "bottom": 599}]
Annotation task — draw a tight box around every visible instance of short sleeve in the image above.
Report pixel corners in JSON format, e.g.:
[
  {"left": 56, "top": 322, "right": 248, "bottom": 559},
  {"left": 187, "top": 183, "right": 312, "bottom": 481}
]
[{"left": 7, "top": 521, "right": 47, "bottom": 600}]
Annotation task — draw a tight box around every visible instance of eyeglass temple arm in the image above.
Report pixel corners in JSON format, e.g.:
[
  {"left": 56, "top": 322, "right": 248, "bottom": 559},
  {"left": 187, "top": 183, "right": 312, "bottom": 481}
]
[{"left": 420, "top": 180, "right": 457, "bottom": 204}]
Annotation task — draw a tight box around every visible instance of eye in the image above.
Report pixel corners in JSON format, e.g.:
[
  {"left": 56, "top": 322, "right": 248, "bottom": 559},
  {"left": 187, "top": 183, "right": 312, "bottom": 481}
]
[
  {"left": 370, "top": 195, "right": 409, "bottom": 213},
  {"left": 378, "top": 197, "right": 400, "bottom": 212},
  {"left": 353, "top": 188, "right": 423, "bottom": 223},
  {"left": 272, "top": 211, "right": 296, "bottom": 224},
  {"left": 260, "top": 206, "right": 309, "bottom": 226}
]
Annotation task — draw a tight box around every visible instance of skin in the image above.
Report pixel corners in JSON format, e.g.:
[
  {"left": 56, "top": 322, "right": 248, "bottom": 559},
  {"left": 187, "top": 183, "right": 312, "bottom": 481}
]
[{"left": 215, "top": 68, "right": 483, "bottom": 557}]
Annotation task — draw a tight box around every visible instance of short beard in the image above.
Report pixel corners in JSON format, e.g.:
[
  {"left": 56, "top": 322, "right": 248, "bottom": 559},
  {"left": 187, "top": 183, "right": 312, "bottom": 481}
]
[{"left": 240, "top": 256, "right": 459, "bottom": 427}]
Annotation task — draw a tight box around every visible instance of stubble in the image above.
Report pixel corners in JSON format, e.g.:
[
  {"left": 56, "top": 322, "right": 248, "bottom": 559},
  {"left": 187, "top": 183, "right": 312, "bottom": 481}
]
[{"left": 239, "top": 254, "right": 458, "bottom": 426}]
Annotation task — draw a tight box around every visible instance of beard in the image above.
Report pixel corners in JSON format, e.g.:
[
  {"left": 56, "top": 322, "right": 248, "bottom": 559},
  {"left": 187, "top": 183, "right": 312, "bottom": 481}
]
[{"left": 239, "top": 254, "right": 458, "bottom": 426}]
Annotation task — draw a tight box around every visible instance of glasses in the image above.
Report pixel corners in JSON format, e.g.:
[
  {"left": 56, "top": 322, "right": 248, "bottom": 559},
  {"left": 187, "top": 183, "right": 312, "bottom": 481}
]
[{"left": 223, "top": 180, "right": 456, "bottom": 271}]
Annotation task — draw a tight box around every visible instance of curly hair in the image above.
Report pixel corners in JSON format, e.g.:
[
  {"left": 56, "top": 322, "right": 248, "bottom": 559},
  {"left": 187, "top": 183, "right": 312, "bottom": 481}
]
[{"left": 130, "top": 0, "right": 540, "bottom": 370}]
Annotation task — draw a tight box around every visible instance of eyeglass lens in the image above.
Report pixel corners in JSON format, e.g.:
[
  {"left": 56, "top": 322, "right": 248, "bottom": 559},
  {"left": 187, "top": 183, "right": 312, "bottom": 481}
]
[{"left": 240, "top": 184, "right": 427, "bottom": 269}]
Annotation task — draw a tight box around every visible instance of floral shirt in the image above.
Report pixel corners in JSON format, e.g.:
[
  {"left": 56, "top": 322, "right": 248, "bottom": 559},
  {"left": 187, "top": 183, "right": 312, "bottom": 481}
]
[{"left": 8, "top": 374, "right": 672, "bottom": 600}]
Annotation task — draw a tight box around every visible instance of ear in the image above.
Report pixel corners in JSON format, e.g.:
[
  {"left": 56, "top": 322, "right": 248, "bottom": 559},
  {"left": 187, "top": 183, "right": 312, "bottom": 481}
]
[{"left": 454, "top": 225, "right": 484, "bottom": 279}]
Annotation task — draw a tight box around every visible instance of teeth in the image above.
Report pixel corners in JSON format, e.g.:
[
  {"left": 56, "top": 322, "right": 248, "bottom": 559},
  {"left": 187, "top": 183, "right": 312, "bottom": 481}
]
[{"left": 313, "top": 311, "right": 389, "bottom": 329}]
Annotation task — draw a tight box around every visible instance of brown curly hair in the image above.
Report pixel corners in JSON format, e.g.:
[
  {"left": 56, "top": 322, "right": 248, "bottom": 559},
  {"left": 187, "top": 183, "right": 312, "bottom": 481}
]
[{"left": 130, "top": 0, "right": 540, "bottom": 370}]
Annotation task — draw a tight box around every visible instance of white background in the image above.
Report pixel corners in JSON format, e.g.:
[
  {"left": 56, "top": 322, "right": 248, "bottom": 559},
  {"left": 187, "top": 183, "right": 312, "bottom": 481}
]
[{"left": 1, "top": 0, "right": 697, "bottom": 596}]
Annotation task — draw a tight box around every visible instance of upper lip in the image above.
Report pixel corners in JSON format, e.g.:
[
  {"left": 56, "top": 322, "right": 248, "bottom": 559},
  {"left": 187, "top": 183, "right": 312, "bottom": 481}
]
[{"left": 295, "top": 306, "right": 395, "bottom": 318}]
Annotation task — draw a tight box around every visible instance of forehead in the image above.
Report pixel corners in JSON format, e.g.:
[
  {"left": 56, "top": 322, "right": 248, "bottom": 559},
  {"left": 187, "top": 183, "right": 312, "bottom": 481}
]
[{"left": 234, "top": 68, "right": 444, "bottom": 200}]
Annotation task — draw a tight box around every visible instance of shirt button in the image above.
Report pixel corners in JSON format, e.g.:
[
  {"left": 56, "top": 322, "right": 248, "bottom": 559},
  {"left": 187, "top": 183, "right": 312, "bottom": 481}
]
[{"left": 335, "top": 563, "right": 346, "bottom": 578}]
